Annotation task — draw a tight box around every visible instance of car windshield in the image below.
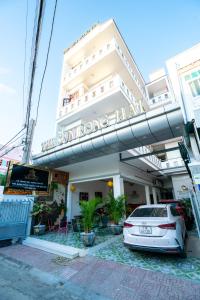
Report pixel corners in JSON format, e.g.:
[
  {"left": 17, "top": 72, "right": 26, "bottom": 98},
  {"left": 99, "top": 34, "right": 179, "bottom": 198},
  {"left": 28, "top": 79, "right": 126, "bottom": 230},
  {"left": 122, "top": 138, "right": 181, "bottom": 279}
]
[{"left": 130, "top": 207, "right": 167, "bottom": 218}]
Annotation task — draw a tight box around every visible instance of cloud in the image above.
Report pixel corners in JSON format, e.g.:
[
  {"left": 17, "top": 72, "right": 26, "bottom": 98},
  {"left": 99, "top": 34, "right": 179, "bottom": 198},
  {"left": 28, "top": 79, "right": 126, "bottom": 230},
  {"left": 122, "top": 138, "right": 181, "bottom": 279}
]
[{"left": 0, "top": 83, "right": 16, "bottom": 95}]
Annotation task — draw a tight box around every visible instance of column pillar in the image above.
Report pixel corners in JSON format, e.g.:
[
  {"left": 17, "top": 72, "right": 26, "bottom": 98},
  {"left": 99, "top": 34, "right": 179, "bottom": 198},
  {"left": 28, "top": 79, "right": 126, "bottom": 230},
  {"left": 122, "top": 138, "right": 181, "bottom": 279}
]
[
  {"left": 152, "top": 187, "right": 157, "bottom": 204},
  {"left": 66, "top": 184, "right": 73, "bottom": 221},
  {"left": 113, "top": 175, "right": 124, "bottom": 198},
  {"left": 145, "top": 185, "right": 151, "bottom": 205}
]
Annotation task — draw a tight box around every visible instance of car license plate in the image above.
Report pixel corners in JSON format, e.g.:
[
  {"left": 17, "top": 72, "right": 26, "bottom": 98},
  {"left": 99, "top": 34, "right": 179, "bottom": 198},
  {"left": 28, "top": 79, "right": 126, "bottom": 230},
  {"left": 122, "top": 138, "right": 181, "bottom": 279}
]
[{"left": 139, "top": 226, "right": 152, "bottom": 234}]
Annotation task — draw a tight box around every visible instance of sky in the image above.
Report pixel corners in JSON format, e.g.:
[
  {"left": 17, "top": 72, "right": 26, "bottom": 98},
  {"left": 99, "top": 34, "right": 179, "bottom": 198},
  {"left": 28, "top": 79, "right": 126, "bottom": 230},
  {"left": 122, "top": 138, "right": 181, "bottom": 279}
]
[{"left": 0, "top": 0, "right": 200, "bottom": 155}]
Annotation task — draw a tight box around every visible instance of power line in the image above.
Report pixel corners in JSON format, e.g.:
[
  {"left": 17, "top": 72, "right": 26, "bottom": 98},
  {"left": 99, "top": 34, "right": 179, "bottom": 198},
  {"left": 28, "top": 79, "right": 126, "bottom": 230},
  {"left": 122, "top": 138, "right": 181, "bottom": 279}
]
[
  {"left": 0, "top": 144, "right": 23, "bottom": 160},
  {"left": 35, "top": 0, "right": 58, "bottom": 125},
  {"left": 22, "top": 0, "right": 46, "bottom": 163},
  {"left": 24, "top": 0, "right": 45, "bottom": 144},
  {"left": 22, "top": 0, "right": 29, "bottom": 122},
  {"left": 0, "top": 128, "right": 26, "bottom": 153}
]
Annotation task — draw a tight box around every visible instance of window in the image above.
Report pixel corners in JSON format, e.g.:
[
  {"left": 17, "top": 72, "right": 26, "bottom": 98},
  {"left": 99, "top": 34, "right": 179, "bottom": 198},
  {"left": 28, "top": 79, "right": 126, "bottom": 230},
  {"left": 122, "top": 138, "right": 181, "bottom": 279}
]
[
  {"left": 92, "top": 91, "right": 96, "bottom": 97},
  {"left": 130, "top": 207, "right": 167, "bottom": 218},
  {"left": 185, "top": 70, "right": 200, "bottom": 98},
  {"left": 189, "top": 79, "right": 200, "bottom": 97},
  {"left": 79, "top": 192, "right": 89, "bottom": 202},
  {"left": 95, "top": 192, "right": 103, "bottom": 199},
  {"left": 164, "top": 93, "right": 168, "bottom": 99}
]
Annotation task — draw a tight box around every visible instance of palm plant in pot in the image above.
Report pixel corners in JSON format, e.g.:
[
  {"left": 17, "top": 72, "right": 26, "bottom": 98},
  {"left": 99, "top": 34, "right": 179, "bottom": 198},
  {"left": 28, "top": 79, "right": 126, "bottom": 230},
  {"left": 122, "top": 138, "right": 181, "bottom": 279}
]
[
  {"left": 106, "top": 192, "right": 126, "bottom": 235},
  {"left": 80, "top": 198, "right": 99, "bottom": 247},
  {"left": 32, "top": 201, "right": 52, "bottom": 235}
]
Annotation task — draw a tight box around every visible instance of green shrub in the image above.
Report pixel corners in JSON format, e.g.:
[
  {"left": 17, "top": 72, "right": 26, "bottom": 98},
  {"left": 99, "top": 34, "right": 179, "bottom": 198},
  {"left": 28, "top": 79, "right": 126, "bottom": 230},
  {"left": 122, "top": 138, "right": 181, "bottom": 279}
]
[
  {"left": 80, "top": 198, "right": 100, "bottom": 233},
  {"left": 106, "top": 192, "right": 126, "bottom": 225}
]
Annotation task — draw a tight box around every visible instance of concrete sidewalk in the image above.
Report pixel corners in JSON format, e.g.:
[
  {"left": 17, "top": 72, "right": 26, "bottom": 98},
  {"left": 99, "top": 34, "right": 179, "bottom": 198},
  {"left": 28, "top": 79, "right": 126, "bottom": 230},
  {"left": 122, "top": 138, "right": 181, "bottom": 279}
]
[{"left": 0, "top": 244, "right": 200, "bottom": 300}]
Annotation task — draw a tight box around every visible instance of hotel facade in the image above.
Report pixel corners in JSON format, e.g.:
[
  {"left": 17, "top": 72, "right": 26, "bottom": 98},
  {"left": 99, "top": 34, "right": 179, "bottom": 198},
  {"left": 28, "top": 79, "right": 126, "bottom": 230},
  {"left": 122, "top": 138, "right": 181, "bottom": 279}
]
[{"left": 33, "top": 20, "right": 200, "bottom": 222}]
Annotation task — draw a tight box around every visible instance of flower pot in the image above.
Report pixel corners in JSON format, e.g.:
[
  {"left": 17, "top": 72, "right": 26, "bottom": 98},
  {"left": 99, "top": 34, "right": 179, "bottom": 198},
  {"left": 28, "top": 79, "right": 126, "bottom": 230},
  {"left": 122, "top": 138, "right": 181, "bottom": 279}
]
[
  {"left": 80, "top": 231, "right": 95, "bottom": 247},
  {"left": 109, "top": 224, "right": 123, "bottom": 235},
  {"left": 33, "top": 224, "right": 46, "bottom": 235}
]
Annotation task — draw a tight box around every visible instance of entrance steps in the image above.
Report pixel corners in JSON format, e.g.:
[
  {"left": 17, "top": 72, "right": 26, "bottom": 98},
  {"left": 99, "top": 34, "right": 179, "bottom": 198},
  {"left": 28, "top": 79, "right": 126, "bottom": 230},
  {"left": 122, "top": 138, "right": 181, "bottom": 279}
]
[{"left": 23, "top": 237, "right": 86, "bottom": 259}]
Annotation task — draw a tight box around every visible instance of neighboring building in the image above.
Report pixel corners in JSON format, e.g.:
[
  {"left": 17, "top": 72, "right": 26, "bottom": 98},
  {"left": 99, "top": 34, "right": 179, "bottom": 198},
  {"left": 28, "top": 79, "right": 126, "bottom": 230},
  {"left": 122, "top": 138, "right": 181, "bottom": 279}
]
[
  {"left": 33, "top": 19, "right": 195, "bottom": 221},
  {"left": 0, "top": 145, "right": 23, "bottom": 198},
  {"left": 166, "top": 43, "right": 200, "bottom": 128}
]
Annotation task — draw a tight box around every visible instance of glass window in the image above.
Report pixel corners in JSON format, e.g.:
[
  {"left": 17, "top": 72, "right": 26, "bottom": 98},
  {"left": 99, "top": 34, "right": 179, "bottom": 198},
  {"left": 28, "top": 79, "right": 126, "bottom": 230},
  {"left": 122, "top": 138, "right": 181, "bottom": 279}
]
[
  {"left": 189, "top": 79, "right": 200, "bottom": 97},
  {"left": 130, "top": 207, "right": 167, "bottom": 218},
  {"left": 191, "top": 71, "right": 199, "bottom": 79},
  {"left": 185, "top": 74, "right": 191, "bottom": 81}
]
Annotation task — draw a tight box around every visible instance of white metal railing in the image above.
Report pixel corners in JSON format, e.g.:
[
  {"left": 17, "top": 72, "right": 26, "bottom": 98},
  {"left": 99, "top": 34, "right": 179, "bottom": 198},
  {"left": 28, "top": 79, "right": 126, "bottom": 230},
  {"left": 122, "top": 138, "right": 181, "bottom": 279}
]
[
  {"left": 114, "top": 41, "right": 147, "bottom": 100},
  {"left": 161, "top": 157, "right": 185, "bottom": 169},
  {"left": 134, "top": 146, "right": 162, "bottom": 169},
  {"left": 64, "top": 39, "right": 116, "bottom": 83},
  {"left": 59, "top": 75, "right": 142, "bottom": 118},
  {"left": 63, "top": 38, "right": 147, "bottom": 100},
  {"left": 149, "top": 92, "right": 170, "bottom": 106}
]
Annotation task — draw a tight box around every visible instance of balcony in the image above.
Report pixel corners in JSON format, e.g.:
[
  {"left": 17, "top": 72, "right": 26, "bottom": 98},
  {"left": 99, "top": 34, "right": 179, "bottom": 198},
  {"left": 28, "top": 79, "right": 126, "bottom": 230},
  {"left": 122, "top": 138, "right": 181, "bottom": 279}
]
[
  {"left": 57, "top": 74, "right": 144, "bottom": 125},
  {"left": 148, "top": 92, "right": 171, "bottom": 107},
  {"left": 161, "top": 157, "right": 185, "bottom": 169},
  {"left": 63, "top": 39, "right": 146, "bottom": 101},
  {"left": 134, "top": 146, "right": 162, "bottom": 169}
]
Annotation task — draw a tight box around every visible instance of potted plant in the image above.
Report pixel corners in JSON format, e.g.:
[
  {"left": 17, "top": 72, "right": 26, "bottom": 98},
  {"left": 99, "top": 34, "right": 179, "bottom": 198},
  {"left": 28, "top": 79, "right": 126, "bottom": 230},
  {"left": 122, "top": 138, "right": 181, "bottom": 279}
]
[
  {"left": 32, "top": 201, "right": 52, "bottom": 235},
  {"left": 106, "top": 192, "right": 126, "bottom": 235},
  {"left": 80, "top": 198, "right": 99, "bottom": 246}
]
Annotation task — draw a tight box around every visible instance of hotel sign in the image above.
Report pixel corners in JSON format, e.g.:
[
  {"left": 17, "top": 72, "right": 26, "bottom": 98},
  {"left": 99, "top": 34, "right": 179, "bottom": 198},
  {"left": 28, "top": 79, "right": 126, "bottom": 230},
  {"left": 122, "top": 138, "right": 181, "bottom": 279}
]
[{"left": 41, "top": 103, "right": 143, "bottom": 152}]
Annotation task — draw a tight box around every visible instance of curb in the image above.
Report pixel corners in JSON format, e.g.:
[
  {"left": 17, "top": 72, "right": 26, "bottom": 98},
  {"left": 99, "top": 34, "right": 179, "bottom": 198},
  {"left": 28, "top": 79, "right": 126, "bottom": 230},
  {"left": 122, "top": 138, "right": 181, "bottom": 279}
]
[{"left": 0, "top": 253, "right": 110, "bottom": 300}]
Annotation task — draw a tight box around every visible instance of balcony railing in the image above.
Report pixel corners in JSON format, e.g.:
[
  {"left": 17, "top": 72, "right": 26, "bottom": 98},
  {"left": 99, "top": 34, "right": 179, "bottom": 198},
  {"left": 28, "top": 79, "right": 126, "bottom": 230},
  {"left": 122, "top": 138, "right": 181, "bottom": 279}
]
[
  {"left": 64, "top": 39, "right": 116, "bottom": 83},
  {"left": 63, "top": 38, "right": 146, "bottom": 100},
  {"left": 161, "top": 158, "right": 185, "bottom": 169},
  {"left": 134, "top": 146, "right": 162, "bottom": 169},
  {"left": 148, "top": 92, "right": 170, "bottom": 106},
  {"left": 59, "top": 75, "right": 143, "bottom": 118}
]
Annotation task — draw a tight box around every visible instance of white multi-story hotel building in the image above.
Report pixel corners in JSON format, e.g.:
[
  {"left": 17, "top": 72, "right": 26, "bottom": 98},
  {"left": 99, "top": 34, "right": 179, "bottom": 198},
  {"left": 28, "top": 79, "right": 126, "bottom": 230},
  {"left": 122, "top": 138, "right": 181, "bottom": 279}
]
[{"left": 33, "top": 19, "right": 199, "bottom": 221}]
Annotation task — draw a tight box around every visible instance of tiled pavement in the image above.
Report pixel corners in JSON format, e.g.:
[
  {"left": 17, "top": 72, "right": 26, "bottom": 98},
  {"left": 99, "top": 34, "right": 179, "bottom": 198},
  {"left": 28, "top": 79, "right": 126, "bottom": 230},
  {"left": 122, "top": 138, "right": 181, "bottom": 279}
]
[
  {"left": 0, "top": 244, "right": 200, "bottom": 300},
  {"left": 33, "top": 228, "right": 200, "bottom": 282},
  {"left": 36, "top": 227, "right": 114, "bottom": 249}
]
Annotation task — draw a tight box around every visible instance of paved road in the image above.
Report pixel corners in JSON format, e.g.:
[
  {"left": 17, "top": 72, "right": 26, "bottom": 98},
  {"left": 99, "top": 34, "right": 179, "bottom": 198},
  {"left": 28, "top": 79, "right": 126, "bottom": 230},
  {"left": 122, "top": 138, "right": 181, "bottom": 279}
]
[
  {"left": 1, "top": 245, "right": 200, "bottom": 300},
  {"left": 0, "top": 256, "right": 108, "bottom": 300}
]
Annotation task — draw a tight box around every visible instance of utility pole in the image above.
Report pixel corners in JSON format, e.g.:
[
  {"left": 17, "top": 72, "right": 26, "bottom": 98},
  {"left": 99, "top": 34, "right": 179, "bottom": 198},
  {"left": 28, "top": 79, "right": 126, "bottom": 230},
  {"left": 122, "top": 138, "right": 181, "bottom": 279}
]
[
  {"left": 22, "top": 0, "right": 45, "bottom": 164},
  {"left": 22, "top": 119, "right": 35, "bottom": 164}
]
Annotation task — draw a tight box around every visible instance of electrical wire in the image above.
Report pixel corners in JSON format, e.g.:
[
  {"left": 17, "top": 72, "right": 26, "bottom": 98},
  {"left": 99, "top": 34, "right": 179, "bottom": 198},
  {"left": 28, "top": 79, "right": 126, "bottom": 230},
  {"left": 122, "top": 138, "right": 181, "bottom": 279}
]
[
  {"left": 22, "top": 0, "right": 29, "bottom": 122},
  {"left": 35, "top": 0, "right": 58, "bottom": 125},
  {"left": 0, "top": 128, "right": 26, "bottom": 153},
  {"left": 0, "top": 144, "right": 24, "bottom": 160},
  {"left": 24, "top": 0, "right": 45, "bottom": 148}
]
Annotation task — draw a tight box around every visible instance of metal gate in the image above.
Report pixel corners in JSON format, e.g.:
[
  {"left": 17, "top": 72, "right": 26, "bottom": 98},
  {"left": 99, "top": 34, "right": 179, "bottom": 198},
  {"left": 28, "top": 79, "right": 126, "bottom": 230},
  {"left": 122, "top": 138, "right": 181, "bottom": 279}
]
[{"left": 0, "top": 198, "right": 33, "bottom": 241}]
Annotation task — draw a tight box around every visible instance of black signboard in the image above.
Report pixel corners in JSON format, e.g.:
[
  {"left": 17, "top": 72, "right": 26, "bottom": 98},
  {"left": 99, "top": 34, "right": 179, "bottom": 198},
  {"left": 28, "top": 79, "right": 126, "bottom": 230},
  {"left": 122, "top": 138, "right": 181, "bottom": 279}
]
[{"left": 9, "top": 165, "right": 49, "bottom": 192}]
